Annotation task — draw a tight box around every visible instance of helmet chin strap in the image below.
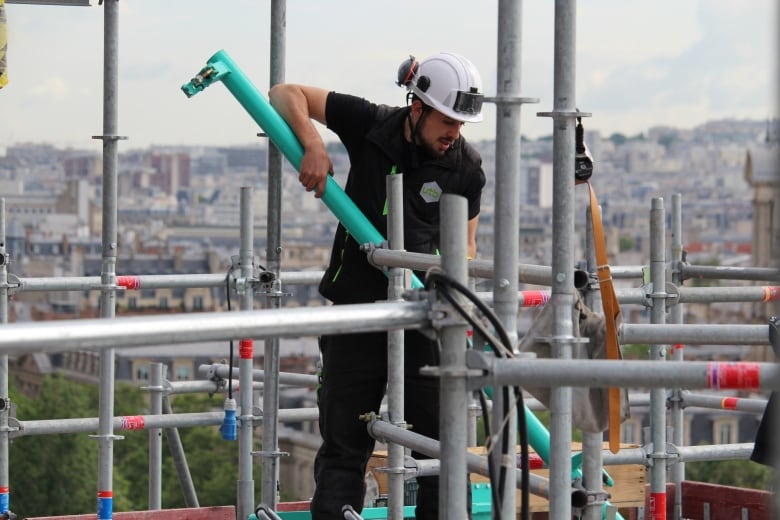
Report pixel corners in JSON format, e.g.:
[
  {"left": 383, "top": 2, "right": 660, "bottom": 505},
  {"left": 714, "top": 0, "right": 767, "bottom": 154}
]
[{"left": 406, "top": 104, "right": 429, "bottom": 147}]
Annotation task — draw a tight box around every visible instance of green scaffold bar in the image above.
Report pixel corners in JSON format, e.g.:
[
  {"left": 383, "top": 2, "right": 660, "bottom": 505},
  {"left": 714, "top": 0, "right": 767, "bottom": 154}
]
[{"left": 181, "top": 49, "right": 424, "bottom": 289}]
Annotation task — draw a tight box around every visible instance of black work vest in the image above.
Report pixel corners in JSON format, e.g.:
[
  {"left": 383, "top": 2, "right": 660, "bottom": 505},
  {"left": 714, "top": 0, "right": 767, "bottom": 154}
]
[{"left": 319, "top": 103, "right": 483, "bottom": 304}]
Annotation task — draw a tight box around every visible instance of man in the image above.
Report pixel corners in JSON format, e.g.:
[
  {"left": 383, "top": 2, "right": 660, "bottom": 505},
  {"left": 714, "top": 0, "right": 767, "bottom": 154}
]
[{"left": 269, "top": 52, "right": 486, "bottom": 520}]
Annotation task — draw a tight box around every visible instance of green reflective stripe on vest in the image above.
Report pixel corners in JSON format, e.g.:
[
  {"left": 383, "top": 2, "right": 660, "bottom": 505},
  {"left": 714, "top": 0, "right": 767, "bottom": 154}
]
[
  {"left": 331, "top": 231, "right": 351, "bottom": 282},
  {"left": 381, "top": 165, "right": 398, "bottom": 216}
]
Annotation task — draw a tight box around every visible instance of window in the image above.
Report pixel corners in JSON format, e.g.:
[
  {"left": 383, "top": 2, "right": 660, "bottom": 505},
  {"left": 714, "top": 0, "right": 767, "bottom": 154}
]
[
  {"left": 136, "top": 365, "right": 149, "bottom": 381},
  {"left": 621, "top": 417, "right": 642, "bottom": 445},
  {"left": 712, "top": 417, "right": 738, "bottom": 444},
  {"left": 175, "top": 366, "right": 190, "bottom": 381}
]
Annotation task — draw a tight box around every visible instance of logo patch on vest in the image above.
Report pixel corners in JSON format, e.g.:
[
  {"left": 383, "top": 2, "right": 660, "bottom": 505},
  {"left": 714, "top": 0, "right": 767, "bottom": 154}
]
[{"left": 420, "top": 181, "right": 442, "bottom": 203}]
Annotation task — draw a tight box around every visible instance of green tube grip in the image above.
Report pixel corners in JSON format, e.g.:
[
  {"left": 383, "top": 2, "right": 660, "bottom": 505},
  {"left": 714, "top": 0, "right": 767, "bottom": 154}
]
[{"left": 181, "top": 49, "right": 423, "bottom": 289}]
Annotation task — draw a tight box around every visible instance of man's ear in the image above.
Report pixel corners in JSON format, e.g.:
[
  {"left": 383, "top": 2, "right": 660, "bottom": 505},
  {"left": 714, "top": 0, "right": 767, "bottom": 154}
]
[{"left": 410, "top": 99, "right": 424, "bottom": 117}]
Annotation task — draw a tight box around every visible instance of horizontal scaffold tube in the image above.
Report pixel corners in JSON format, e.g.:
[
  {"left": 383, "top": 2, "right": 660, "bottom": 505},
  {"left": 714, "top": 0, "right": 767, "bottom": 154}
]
[
  {"left": 477, "top": 286, "right": 780, "bottom": 306},
  {"left": 681, "top": 390, "right": 767, "bottom": 414},
  {"left": 9, "top": 407, "right": 320, "bottom": 439},
  {"left": 12, "top": 271, "right": 323, "bottom": 293},
  {"left": 483, "top": 358, "right": 780, "bottom": 391},
  {"left": 620, "top": 323, "right": 767, "bottom": 345},
  {"left": 681, "top": 264, "right": 780, "bottom": 282},
  {"left": 198, "top": 363, "right": 319, "bottom": 387},
  {"left": 367, "top": 248, "right": 589, "bottom": 288},
  {"left": 601, "top": 443, "right": 754, "bottom": 466},
  {"left": 0, "top": 301, "right": 429, "bottom": 355}
]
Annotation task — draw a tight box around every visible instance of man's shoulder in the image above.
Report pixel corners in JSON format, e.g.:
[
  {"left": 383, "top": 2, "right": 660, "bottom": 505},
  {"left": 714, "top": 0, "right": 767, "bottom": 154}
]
[
  {"left": 328, "top": 93, "right": 401, "bottom": 115},
  {"left": 455, "top": 137, "right": 483, "bottom": 168},
  {"left": 327, "top": 93, "right": 405, "bottom": 136}
]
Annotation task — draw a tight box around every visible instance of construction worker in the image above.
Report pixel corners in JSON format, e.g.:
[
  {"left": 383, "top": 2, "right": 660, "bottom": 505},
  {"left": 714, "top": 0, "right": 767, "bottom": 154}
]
[{"left": 270, "top": 52, "right": 486, "bottom": 519}]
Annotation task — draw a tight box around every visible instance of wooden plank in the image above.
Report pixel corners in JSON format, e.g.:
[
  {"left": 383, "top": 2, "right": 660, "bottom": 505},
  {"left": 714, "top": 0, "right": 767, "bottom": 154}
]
[{"left": 368, "top": 444, "right": 646, "bottom": 513}]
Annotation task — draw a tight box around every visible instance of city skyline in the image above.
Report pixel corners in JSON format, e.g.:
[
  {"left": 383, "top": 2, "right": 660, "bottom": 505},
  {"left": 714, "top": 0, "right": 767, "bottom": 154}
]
[{"left": 0, "top": 0, "right": 777, "bottom": 152}]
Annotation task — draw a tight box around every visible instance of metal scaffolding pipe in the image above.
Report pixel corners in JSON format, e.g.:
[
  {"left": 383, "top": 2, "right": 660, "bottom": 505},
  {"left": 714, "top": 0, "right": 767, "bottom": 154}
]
[
  {"left": 148, "top": 363, "right": 163, "bottom": 509},
  {"left": 10, "top": 407, "right": 320, "bottom": 439},
  {"left": 162, "top": 397, "right": 199, "bottom": 508},
  {"left": 583, "top": 205, "right": 605, "bottom": 520},
  {"left": 601, "top": 443, "right": 755, "bottom": 466},
  {"left": 477, "top": 285, "right": 780, "bottom": 307},
  {"left": 438, "top": 196, "right": 470, "bottom": 519},
  {"left": 368, "top": 248, "right": 588, "bottom": 288},
  {"left": 14, "top": 270, "right": 775, "bottom": 306},
  {"left": 0, "top": 301, "right": 429, "bottom": 355},
  {"left": 681, "top": 391, "right": 767, "bottom": 414},
  {"left": 0, "top": 199, "right": 10, "bottom": 516},
  {"left": 12, "top": 271, "right": 318, "bottom": 293},
  {"left": 539, "top": 1, "right": 580, "bottom": 517},
  {"left": 490, "top": 1, "right": 528, "bottom": 513},
  {"left": 620, "top": 323, "right": 768, "bottom": 345},
  {"left": 95, "top": 2, "right": 121, "bottom": 518},
  {"left": 648, "top": 198, "right": 668, "bottom": 519},
  {"left": 263, "top": 3, "right": 286, "bottom": 506},
  {"left": 386, "top": 173, "right": 406, "bottom": 519},
  {"left": 673, "top": 285, "right": 780, "bottom": 304},
  {"left": 483, "top": 357, "right": 780, "bottom": 390},
  {"left": 198, "top": 364, "right": 317, "bottom": 388},
  {"left": 681, "top": 264, "right": 780, "bottom": 283},
  {"left": 237, "top": 187, "right": 255, "bottom": 520}
]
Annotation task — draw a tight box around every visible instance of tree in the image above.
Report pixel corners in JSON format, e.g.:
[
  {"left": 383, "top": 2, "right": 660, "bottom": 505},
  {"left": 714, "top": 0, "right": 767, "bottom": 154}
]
[
  {"left": 7, "top": 375, "right": 263, "bottom": 515},
  {"left": 609, "top": 133, "right": 627, "bottom": 146},
  {"left": 618, "top": 235, "right": 636, "bottom": 252},
  {"left": 684, "top": 458, "right": 772, "bottom": 490},
  {"left": 159, "top": 392, "right": 261, "bottom": 507},
  {"left": 9, "top": 375, "right": 103, "bottom": 516}
]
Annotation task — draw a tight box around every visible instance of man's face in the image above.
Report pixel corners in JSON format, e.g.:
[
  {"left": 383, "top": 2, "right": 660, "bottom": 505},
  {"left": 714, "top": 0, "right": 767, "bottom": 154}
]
[{"left": 412, "top": 102, "right": 466, "bottom": 158}]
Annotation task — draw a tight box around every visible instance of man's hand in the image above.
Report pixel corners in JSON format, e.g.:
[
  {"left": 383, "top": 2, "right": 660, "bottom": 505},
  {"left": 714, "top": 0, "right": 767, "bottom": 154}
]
[
  {"left": 299, "top": 146, "right": 332, "bottom": 198},
  {"left": 268, "top": 84, "right": 332, "bottom": 198}
]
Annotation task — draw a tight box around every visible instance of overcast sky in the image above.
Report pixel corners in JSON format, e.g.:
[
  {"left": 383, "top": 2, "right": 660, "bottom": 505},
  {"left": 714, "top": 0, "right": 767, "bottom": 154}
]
[{"left": 0, "top": 0, "right": 777, "bottom": 152}]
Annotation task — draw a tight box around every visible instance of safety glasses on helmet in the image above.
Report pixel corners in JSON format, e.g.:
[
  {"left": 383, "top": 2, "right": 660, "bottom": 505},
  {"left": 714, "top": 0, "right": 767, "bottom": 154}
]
[{"left": 453, "top": 89, "right": 483, "bottom": 116}]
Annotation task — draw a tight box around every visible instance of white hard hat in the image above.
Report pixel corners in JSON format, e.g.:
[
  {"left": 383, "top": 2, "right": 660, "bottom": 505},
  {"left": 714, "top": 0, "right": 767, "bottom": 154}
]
[{"left": 398, "top": 52, "right": 484, "bottom": 123}]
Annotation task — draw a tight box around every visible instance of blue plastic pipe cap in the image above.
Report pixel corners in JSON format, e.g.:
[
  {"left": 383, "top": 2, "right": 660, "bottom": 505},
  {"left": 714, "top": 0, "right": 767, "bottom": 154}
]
[{"left": 220, "top": 397, "right": 237, "bottom": 441}]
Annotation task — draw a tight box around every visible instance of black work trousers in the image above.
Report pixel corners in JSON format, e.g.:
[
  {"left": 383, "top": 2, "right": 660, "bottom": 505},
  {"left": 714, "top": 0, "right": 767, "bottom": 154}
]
[{"left": 310, "top": 328, "right": 441, "bottom": 520}]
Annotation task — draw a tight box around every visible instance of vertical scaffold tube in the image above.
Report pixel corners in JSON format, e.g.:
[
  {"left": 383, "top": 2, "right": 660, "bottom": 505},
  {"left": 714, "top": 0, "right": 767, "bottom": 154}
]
[
  {"left": 546, "top": 1, "right": 578, "bottom": 518},
  {"left": 438, "top": 195, "right": 470, "bottom": 519},
  {"left": 669, "top": 193, "right": 685, "bottom": 520},
  {"left": 148, "top": 363, "right": 163, "bottom": 509},
  {"left": 386, "top": 174, "right": 407, "bottom": 519},
  {"left": 238, "top": 187, "right": 256, "bottom": 520},
  {"left": 96, "top": 1, "right": 121, "bottom": 518},
  {"left": 491, "top": 1, "right": 523, "bottom": 515},
  {"left": 649, "top": 198, "right": 668, "bottom": 519},
  {"left": 0, "top": 199, "right": 11, "bottom": 516},
  {"left": 261, "top": 0, "right": 287, "bottom": 509}
]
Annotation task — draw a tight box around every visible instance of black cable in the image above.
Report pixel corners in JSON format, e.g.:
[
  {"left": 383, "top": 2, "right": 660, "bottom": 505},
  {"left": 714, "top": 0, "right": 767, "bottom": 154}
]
[
  {"left": 424, "top": 270, "right": 530, "bottom": 520},
  {"left": 478, "top": 388, "right": 502, "bottom": 510},
  {"left": 225, "top": 267, "right": 235, "bottom": 400},
  {"left": 515, "top": 386, "right": 529, "bottom": 519}
]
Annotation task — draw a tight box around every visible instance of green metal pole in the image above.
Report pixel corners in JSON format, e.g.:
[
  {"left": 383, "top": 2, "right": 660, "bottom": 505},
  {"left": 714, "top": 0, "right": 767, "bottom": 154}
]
[{"left": 182, "top": 49, "right": 423, "bottom": 289}]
